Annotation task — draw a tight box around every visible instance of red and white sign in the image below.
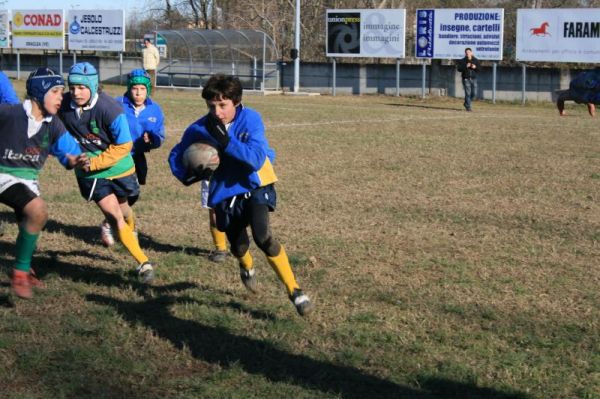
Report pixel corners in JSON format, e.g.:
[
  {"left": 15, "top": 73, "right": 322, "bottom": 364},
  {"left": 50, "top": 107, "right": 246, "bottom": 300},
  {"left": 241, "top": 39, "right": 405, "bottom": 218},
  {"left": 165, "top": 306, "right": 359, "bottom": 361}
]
[
  {"left": 12, "top": 9, "right": 64, "bottom": 50},
  {"left": 517, "top": 8, "right": 600, "bottom": 63}
]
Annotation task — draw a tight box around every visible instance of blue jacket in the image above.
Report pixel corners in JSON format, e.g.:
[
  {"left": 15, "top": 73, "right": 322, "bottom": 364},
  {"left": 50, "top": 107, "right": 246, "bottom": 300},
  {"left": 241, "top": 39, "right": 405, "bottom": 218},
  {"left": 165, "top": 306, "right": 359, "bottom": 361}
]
[
  {"left": 169, "top": 105, "right": 278, "bottom": 208},
  {"left": 0, "top": 72, "right": 19, "bottom": 105},
  {"left": 115, "top": 95, "right": 165, "bottom": 154}
]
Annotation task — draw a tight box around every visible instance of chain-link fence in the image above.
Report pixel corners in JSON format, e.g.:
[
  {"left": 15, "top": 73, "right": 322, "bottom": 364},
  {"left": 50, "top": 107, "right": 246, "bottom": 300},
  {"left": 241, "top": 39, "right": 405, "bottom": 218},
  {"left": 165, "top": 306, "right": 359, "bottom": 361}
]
[{"left": 152, "top": 29, "right": 279, "bottom": 92}]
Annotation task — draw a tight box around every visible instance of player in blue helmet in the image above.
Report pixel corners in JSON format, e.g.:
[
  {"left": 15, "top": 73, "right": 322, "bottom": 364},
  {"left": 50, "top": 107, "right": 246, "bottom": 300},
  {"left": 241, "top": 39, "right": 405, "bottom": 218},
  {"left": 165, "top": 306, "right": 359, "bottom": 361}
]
[
  {"left": 58, "top": 62, "right": 156, "bottom": 283},
  {"left": 2, "top": 67, "right": 82, "bottom": 298},
  {"left": 96, "top": 69, "right": 166, "bottom": 246},
  {"left": 67, "top": 62, "right": 99, "bottom": 102},
  {"left": 115, "top": 69, "right": 165, "bottom": 188}
]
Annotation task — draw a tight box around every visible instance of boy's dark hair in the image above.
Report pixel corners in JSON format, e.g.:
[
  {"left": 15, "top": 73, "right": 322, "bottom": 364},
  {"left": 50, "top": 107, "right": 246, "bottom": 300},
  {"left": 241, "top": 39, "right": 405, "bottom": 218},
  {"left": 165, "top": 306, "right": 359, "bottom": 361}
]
[
  {"left": 465, "top": 47, "right": 472, "bottom": 52},
  {"left": 202, "top": 74, "right": 243, "bottom": 104}
]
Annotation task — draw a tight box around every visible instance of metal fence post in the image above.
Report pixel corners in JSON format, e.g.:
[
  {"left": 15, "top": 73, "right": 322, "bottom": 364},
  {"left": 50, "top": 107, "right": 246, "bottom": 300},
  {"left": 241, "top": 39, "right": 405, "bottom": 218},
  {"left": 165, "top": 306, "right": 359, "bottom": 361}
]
[
  {"left": 492, "top": 62, "right": 497, "bottom": 104},
  {"left": 421, "top": 61, "right": 427, "bottom": 99},
  {"left": 396, "top": 58, "right": 401, "bottom": 97},
  {"left": 332, "top": 58, "right": 336, "bottom": 96},
  {"left": 521, "top": 64, "right": 526, "bottom": 105}
]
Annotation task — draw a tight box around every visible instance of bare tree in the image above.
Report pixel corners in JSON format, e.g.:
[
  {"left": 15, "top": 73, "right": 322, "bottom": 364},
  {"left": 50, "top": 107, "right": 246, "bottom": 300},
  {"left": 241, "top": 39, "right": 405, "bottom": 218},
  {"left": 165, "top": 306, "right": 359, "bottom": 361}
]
[
  {"left": 132, "top": 0, "right": 600, "bottom": 63},
  {"left": 187, "top": 0, "right": 215, "bottom": 28}
]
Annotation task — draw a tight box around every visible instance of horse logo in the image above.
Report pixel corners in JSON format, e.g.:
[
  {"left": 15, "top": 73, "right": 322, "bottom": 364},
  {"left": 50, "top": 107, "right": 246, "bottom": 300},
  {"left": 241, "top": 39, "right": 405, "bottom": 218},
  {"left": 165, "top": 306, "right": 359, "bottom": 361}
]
[{"left": 530, "top": 22, "right": 551, "bottom": 36}]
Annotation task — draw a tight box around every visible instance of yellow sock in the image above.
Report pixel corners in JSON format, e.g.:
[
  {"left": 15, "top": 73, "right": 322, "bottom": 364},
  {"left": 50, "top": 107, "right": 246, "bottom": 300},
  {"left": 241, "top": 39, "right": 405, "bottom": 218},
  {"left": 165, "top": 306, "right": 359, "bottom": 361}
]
[
  {"left": 266, "top": 246, "right": 299, "bottom": 296},
  {"left": 118, "top": 224, "right": 148, "bottom": 265},
  {"left": 125, "top": 211, "right": 135, "bottom": 231},
  {"left": 211, "top": 227, "right": 227, "bottom": 251},
  {"left": 237, "top": 250, "right": 253, "bottom": 271}
]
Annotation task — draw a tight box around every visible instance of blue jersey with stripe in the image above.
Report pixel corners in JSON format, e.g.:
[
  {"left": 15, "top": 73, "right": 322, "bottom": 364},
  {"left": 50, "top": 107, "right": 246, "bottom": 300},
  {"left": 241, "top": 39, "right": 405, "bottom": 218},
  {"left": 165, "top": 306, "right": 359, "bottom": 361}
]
[{"left": 169, "top": 105, "right": 278, "bottom": 208}]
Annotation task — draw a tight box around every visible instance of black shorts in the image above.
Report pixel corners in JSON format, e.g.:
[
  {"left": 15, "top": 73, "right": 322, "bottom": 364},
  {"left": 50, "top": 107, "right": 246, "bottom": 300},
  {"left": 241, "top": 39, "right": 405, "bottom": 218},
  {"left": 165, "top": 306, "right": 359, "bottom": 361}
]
[
  {"left": 214, "top": 184, "right": 277, "bottom": 232},
  {"left": 133, "top": 151, "right": 148, "bottom": 185},
  {"left": 0, "top": 183, "right": 38, "bottom": 220},
  {"left": 77, "top": 174, "right": 140, "bottom": 203}
]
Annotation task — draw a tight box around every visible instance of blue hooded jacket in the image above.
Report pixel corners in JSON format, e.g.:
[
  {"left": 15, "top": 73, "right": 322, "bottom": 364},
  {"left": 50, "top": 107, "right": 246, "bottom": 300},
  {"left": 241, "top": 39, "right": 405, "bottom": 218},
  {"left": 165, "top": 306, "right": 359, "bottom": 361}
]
[
  {"left": 115, "top": 95, "right": 165, "bottom": 154},
  {"left": 0, "top": 71, "right": 19, "bottom": 105},
  {"left": 169, "top": 105, "right": 278, "bottom": 208}
]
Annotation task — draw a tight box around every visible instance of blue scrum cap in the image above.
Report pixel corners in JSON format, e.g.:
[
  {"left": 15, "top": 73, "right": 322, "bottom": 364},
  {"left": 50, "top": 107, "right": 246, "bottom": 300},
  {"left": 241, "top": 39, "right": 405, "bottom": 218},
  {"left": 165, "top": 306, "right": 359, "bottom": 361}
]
[
  {"left": 127, "top": 68, "right": 152, "bottom": 96},
  {"left": 68, "top": 62, "right": 99, "bottom": 99},
  {"left": 26, "top": 67, "right": 65, "bottom": 106}
]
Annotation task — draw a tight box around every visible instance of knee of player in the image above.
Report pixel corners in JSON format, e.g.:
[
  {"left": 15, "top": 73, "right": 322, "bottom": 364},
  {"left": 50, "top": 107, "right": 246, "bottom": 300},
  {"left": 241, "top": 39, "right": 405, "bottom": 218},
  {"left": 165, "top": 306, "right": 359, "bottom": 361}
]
[
  {"left": 255, "top": 235, "right": 280, "bottom": 257},
  {"left": 231, "top": 243, "right": 249, "bottom": 258},
  {"left": 25, "top": 199, "right": 48, "bottom": 226},
  {"left": 98, "top": 198, "right": 125, "bottom": 223}
]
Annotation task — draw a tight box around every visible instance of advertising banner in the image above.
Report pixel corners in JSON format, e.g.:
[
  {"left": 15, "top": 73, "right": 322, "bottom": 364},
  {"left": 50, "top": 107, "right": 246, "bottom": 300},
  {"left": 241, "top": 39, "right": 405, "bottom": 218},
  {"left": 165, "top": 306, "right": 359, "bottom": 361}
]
[
  {"left": 156, "top": 33, "right": 167, "bottom": 58},
  {"left": 326, "top": 9, "right": 406, "bottom": 58},
  {"left": 67, "top": 10, "right": 125, "bottom": 51},
  {"left": 12, "top": 9, "right": 64, "bottom": 50},
  {"left": 415, "top": 8, "right": 504, "bottom": 60},
  {"left": 516, "top": 8, "right": 600, "bottom": 63},
  {"left": 0, "top": 11, "right": 9, "bottom": 48}
]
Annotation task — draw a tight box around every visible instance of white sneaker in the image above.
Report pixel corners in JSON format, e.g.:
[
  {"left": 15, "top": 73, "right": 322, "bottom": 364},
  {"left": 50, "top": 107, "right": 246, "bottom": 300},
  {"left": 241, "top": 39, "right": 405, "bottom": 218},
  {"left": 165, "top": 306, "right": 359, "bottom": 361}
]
[
  {"left": 100, "top": 221, "right": 115, "bottom": 247},
  {"left": 137, "top": 261, "right": 155, "bottom": 283},
  {"left": 239, "top": 266, "right": 258, "bottom": 293},
  {"left": 290, "top": 289, "right": 313, "bottom": 316}
]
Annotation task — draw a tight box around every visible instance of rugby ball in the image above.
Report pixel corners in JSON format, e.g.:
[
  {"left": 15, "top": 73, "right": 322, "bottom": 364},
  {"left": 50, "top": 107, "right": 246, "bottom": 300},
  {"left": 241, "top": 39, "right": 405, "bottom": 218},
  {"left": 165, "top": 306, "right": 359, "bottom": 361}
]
[{"left": 183, "top": 142, "right": 220, "bottom": 172}]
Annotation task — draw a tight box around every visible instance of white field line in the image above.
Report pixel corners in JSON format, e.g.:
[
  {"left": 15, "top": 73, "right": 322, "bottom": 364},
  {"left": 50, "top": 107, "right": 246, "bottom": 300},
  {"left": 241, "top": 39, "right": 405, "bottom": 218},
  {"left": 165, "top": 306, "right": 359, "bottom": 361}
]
[{"left": 164, "top": 112, "right": 542, "bottom": 135}]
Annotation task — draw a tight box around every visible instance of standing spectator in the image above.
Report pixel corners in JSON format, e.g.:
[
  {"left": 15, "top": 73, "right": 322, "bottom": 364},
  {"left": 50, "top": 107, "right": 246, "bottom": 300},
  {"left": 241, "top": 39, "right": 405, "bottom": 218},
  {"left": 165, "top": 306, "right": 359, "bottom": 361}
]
[
  {"left": 142, "top": 38, "right": 160, "bottom": 90},
  {"left": 456, "top": 47, "right": 480, "bottom": 112},
  {"left": 0, "top": 70, "right": 20, "bottom": 104}
]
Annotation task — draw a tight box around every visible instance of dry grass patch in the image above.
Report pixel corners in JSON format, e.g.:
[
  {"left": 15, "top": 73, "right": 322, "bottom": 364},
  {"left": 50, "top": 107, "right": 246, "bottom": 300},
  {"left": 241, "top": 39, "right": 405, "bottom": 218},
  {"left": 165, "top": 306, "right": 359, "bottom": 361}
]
[{"left": 0, "top": 81, "right": 598, "bottom": 398}]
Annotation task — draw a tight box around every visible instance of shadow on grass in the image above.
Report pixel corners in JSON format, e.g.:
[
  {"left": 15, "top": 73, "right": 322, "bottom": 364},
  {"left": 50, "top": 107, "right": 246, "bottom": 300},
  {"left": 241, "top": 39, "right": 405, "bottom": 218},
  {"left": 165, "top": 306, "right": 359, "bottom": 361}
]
[
  {"left": 86, "top": 292, "right": 530, "bottom": 399},
  {"left": 0, "top": 261, "right": 13, "bottom": 307},
  {"left": 0, "top": 211, "right": 212, "bottom": 258},
  {"left": 136, "top": 231, "right": 212, "bottom": 257},
  {"left": 0, "top": 216, "right": 529, "bottom": 398},
  {"left": 0, "top": 242, "right": 197, "bottom": 298},
  {"left": 385, "top": 103, "right": 466, "bottom": 112},
  {"left": 416, "top": 377, "right": 530, "bottom": 399},
  {"left": 39, "top": 256, "right": 199, "bottom": 297},
  {"left": 0, "top": 293, "right": 13, "bottom": 308},
  {"left": 44, "top": 218, "right": 212, "bottom": 257},
  {"left": 181, "top": 284, "right": 280, "bottom": 321},
  {"left": 202, "top": 297, "right": 278, "bottom": 322}
]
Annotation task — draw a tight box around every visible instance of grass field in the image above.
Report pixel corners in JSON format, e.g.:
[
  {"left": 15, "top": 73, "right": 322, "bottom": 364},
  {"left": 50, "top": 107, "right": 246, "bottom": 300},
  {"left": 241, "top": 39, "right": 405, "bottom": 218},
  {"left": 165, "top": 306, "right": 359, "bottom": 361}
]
[{"left": 0, "top": 80, "right": 598, "bottom": 399}]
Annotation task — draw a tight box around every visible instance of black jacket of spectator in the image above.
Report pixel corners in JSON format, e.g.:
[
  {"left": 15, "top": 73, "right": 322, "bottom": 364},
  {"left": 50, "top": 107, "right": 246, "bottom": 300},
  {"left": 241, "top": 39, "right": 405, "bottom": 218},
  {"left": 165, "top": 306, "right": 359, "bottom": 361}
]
[{"left": 457, "top": 56, "right": 481, "bottom": 79}]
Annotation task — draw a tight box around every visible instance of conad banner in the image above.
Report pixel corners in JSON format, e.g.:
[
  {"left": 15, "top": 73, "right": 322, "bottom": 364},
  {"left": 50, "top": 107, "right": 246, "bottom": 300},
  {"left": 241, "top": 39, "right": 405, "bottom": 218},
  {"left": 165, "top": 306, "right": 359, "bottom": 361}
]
[
  {"left": 67, "top": 10, "right": 125, "bottom": 51},
  {"left": 415, "top": 8, "right": 504, "bottom": 60},
  {"left": 516, "top": 8, "right": 600, "bottom": 63},
  {"left": 12, "top": 9, "right": 64, "bottom": 50},
  {"left": 0, "top": 11, "right": 9, "bottom": 48},
  {"left": 326, "top": 9, "right": 406, "bottom": 58}
]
